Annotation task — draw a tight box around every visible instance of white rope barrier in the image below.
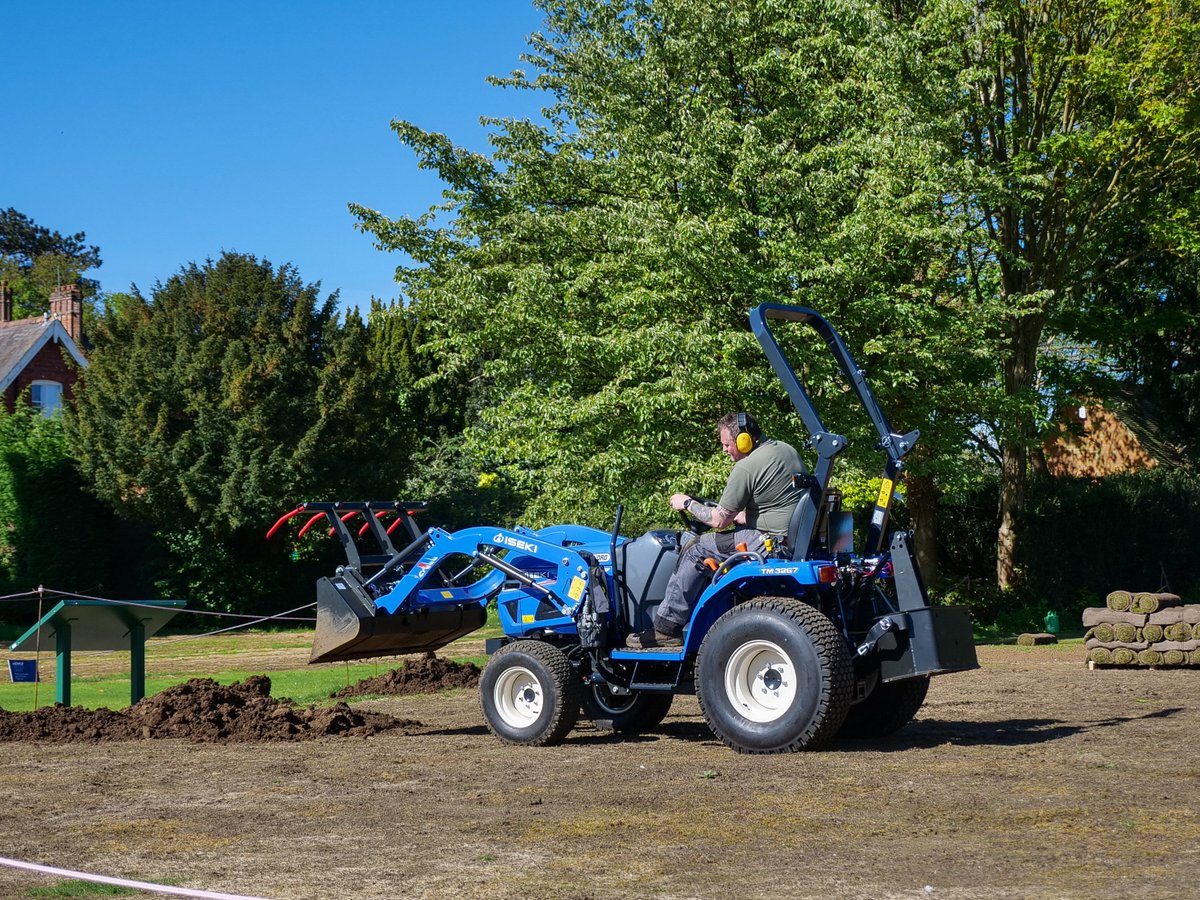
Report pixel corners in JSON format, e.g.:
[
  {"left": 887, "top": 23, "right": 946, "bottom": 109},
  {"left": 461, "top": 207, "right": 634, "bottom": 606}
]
[
  {"left": 3, "top": 588, "right": 316, "bottom": 664},
  {"left": 0, "top": 589, "right": 314, "bottom": 621},
  {"left": 150, "top": 602, "right": 317, "bottom": 646},
  {"left": 0, "top": 854, "right": 273, "bottom": 899},
  {"left": 50, "top": 589, "right": 316, "bottom": 622}
]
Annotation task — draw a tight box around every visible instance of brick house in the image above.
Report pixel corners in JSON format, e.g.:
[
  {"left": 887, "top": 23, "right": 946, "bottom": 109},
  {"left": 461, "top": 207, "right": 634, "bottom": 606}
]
[
  {"left": 0, "top": 282, "right": 88, "bottom": 414},
  {"left": 1043, "top": 392, "right": 1188, "bottom": 477}
]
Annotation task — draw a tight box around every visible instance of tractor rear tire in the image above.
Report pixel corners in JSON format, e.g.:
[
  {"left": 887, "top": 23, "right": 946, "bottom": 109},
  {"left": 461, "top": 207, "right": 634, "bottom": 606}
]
[
  {"left": 582, "top": 685, "right": 673, "bottom": 734},
  {"left": 480, "top": 640, "right": 581, "bottom": 746},
  {"left": 838, "top": 675, "right": 930, "bottom": 739},
  {"left": 696, "top": 597, "right": 853, "bottom": 753}
]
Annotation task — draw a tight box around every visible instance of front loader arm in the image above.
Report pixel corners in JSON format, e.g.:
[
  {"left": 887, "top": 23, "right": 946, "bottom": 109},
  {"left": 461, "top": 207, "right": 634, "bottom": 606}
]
[
  {"left": 294, "top": 510, "right": 599, "bottom": 664},
  {"left": 372, "top": 526, "right": 595, "bottom": 619}
]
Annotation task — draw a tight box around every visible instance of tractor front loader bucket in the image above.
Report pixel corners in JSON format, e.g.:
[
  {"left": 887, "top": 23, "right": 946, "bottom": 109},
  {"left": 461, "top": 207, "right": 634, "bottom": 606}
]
[
  {"left": 265, "top": 499, "right": 484, "bottom": 663},
  {"left": 310, "top": 576, "right": 487, "bottom": 664}
]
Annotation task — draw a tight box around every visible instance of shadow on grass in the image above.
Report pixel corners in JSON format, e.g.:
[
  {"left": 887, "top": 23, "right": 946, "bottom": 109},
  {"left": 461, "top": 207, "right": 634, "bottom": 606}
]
[
  {"left": 845, "top": 706, "right": 1187, "bottom": 752},
  {"left": 408, "top": 707, "right": 1186, "bottom": 750}
]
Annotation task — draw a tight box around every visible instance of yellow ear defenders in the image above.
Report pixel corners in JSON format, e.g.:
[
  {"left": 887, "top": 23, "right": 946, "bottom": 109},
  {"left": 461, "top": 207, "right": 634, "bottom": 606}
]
[{"left": 735, "top": 413, "right": 756, "bottom": 454}]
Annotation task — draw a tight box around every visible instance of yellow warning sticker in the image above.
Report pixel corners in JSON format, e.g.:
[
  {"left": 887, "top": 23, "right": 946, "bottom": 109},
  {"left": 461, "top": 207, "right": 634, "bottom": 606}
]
[
  {"left": 522, "top": 614, "right": 535, "bottom": 624},
  {"left": 877, "top": 478, "right": 894, "bottom": 508},
  {"left": 568, "top": 576, "right": 586, "bottom": 602},
  {"left": 441, "top": 591, "right": 453, "bottom": 599}
]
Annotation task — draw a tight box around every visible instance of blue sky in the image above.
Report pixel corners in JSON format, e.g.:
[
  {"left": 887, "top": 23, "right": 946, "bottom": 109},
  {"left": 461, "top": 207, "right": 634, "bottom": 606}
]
[{"left": 3, "top": 1, "right": 547, "bottom": 312}]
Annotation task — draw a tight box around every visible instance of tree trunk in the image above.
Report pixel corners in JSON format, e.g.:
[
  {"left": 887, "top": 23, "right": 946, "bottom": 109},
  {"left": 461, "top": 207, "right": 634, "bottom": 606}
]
[
  {"left": 996, "top": 312, "right": 1044, "bottom": 590},
  {"left": 906, "top": 473, "right": 940, "bottom": 587},
  {"left": 996, "top": 439, "right": 1025, "bottom": 590}
]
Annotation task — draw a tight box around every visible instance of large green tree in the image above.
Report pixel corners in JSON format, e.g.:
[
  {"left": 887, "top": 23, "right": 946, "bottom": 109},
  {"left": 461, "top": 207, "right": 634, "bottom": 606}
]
[
  {"left": 357, "top": 0, "right": 1200, "bottom": 593},
  {"left": 0, "top": 207, "right": 103, "bottom": 317},
  {"left": 65, "top": 252, "right": 396, "bottom": 610},
  {"left": 941, "top": 0, "right": 1200, "bottom": 587},
  {"left": 355, "top": 0, "right": 983, "bottom": 540}
]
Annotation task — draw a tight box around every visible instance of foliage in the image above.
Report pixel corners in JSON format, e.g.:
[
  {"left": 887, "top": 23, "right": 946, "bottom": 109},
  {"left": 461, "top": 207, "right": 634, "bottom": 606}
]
[
  {"left": 932, "top": 467, "right": 1200, "bottom": 628},
  {"left": 399, "top": 441, "right": 528, "bottom": 532},
  {"left": 934, "top": 0, "right": 1200, "bottom": 585},
  {"left": 367, "top": 298, "right": 465, "bottom": 440},
  {"left": 1018, "top": 468, "right": 1200, "bottom": 605},
  {"left": 934, "top": 478, "right": 1000, "bottom": 587},
  {"left": 0, "top": 207, "right": 103, "bottom": 318},
  {"left": 1079, "top": 252, "right": 1200, "bottom": 464},
  {"left": 354, "top": 0, "right": 988, "bottom": 534},
  {"left": 68, "top": 253, "right": 341, "bottom": 532},
  {"left": 0, "top": 208, "right": 101, "bottom": 269},
  {"left": 0, "top": 404, "right": 119, "bottom": 600},
  {"left": 63, "top": 252, "right": 403, "bottom": 611}
]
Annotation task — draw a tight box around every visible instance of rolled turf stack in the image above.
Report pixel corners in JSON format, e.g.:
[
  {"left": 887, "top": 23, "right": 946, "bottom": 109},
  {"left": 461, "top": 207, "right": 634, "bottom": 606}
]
[{"left": 1084, "top": 593, "right": 1200, "bottom": 667}]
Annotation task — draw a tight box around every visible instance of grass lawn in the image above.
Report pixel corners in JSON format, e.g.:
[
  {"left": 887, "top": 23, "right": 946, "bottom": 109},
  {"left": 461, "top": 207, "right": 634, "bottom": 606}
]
[
  {"left": 0, "top": 621, "right": 503, "bottom": 712},
  {"left": 0, "top": 613, "right": 1049, "bottom": 714}
]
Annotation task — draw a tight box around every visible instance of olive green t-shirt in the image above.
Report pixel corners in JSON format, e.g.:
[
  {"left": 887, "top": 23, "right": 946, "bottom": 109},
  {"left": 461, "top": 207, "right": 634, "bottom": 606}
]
[{"left": 717, "top": 438, "right": 806, "bottom": 535}]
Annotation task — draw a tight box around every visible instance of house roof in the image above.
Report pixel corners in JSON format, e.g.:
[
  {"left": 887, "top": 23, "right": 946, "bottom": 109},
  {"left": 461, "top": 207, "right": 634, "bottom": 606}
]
[
  {"left": 1107, "top": 386, "right": 1190, "bottom": 470},
  {"left": 1044, "top": 387, "right": 1191, "bottom": 477},
  {"left": 0, "top": 316, "right": 88, "bottom": 393}
]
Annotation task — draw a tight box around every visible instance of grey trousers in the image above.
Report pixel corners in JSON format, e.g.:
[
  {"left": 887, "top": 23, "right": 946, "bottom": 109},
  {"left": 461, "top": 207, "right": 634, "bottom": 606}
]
[{"left": 654, "top": 528, "right": 769, "bottom": 632}]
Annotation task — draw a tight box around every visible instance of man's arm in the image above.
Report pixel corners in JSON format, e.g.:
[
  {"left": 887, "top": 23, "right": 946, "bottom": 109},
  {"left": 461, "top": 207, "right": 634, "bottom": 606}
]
[{"left": 670, "top": 493, "right": 743, "bottom": 529}]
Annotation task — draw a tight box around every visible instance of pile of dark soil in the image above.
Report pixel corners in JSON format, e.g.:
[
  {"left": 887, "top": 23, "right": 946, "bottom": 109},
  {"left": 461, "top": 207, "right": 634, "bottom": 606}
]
[
  {"left": 0, "top": 675, "right": 420, "bottom": 744},
  {"left": 330, "top": 656, "right": 481, "bottom": 699}
]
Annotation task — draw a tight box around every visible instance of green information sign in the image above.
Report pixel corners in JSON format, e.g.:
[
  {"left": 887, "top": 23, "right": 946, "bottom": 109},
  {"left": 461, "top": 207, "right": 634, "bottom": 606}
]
[{"left": 10, "top": 599, "right": 186, "bottom": 705}]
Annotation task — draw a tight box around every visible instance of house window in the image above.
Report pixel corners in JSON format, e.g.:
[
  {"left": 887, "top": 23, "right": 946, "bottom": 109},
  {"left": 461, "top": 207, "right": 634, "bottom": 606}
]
[{"left": 30, "top": 380, "right": 63, "bottom": 416}]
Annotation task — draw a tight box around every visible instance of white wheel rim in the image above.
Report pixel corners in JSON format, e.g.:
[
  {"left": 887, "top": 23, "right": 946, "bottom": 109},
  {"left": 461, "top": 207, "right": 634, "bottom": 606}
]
[
  {"left": 494, "top": 665, "right": 544, "bottom": 728},
  {"left": 724, "top": 639, "right": 797, "bottom": 724}
]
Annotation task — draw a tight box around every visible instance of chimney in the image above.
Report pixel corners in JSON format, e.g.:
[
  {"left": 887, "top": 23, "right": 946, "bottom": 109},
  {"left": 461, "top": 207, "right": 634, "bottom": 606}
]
[
  {"left": 0, "top": 281, "right": 11, "bottom": 323},
  {"left": 49, "top": 283, "right": 83, "bottom": 343}
]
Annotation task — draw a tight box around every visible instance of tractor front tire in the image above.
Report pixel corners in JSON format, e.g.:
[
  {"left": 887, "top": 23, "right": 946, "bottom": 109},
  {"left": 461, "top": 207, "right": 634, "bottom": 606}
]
[
  {"left": 480, "top": 640, "right": 581, "bottom": 746},
  {"left": 838, "top": 675, "right": 930, "bottom": 740},
  {"left": 582, "top": 685, "right": 673, "bottom": 734},
  {"left": 696, "top": 597, "right": 853, "bottom": 753}
]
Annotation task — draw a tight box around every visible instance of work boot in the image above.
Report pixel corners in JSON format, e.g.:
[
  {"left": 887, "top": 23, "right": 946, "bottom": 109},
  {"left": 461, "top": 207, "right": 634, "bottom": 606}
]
[{"left": 625, "top": 627, "right": 683, "bottom": 650}]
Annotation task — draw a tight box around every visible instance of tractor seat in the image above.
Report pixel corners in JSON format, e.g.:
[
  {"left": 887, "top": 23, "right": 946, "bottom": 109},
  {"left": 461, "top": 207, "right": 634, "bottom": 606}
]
[{"left": 786, "top": 473, "right": 814, "bottom": 561}]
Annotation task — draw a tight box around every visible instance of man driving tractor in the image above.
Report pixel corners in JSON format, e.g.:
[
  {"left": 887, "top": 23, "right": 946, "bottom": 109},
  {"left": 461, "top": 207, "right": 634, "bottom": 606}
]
[{"left": 626, "top": 411, "right": 806, "bottom": 649}]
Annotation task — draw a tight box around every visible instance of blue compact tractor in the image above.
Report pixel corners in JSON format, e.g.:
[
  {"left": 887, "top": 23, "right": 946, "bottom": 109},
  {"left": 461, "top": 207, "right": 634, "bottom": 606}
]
[{"left": 270, "top": 304, "right": 978, "bottom": 753}]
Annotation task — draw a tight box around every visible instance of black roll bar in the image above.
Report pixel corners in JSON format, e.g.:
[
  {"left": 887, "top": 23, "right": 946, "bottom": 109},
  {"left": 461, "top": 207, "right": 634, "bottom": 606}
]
[{"left": 749, "top": 304, "right": 920, "bottom": 555}]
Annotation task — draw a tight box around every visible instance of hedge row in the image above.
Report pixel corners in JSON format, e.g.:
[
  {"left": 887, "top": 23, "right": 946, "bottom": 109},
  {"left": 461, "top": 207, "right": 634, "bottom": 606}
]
[{"left": 935, "top": 469, "right": 1200, "bottom": 629}]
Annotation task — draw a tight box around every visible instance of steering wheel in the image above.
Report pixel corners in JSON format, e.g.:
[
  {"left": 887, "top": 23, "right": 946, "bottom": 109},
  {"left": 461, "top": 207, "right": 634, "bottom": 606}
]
[{"left": 678, "top": 498, "right": 718, "bottom": 535}]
